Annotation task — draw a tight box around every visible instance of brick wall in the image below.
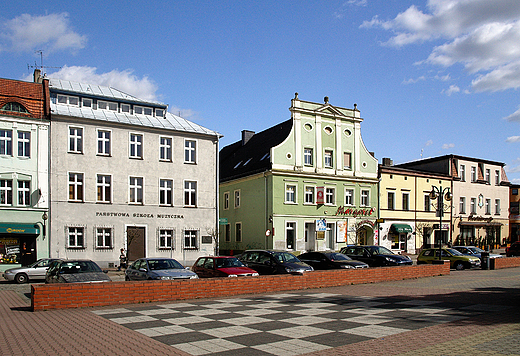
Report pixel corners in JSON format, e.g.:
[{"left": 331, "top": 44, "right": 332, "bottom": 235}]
[
  {"left": 31, "top": 263, "right": 449, "bottom": 311},
  {"left": 490, "top": 256, "right": 520, "bottom": 270}
]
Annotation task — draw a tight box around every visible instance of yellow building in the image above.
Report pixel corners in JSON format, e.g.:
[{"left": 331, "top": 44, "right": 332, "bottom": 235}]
[{"left": 379, "top": 161, "right": 452, "bottom": 254}]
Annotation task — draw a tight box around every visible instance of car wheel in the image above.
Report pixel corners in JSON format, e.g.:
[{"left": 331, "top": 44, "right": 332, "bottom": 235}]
[
  {"left": 454, "top": 261, "right": 464, "bottom": 270},
  {"left": 15, "top": 273, "right": 28, "bottom": 284}
]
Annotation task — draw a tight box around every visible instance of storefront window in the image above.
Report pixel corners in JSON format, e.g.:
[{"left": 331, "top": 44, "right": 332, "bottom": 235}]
[{"left": 0, "top": 237, "right": 20, "bottom": 264}]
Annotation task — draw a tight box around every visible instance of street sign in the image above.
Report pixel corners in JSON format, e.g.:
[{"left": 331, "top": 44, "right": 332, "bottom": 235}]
[{"left": 219, "top": 218, "right": 228, "bottom": 225}]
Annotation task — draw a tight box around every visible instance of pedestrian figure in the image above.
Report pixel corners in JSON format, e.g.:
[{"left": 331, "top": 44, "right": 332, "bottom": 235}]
[{"left": 118, "top": 248, "right": 127, "bottom": 271}]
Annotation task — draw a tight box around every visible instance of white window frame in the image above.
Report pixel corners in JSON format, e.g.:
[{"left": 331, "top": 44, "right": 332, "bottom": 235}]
[
  {"left": 387, "top": 191, "right": 395, "bottom": 210},
  {"left": 234, "top": 189, "right": 240, "bottom": 208},
  {"left": 0, "top": 129, "right": 12, "bottom": 156},
  {"left": 361, "top": 190, "right": 370, "bottom": 207},
  {"left": 235, "top": 222, "right": 242, "bottom": 242},
  {"left": 129, "top": 133, "right": 143, "bottom": 159},
  {"left": 158, "top": 229, "right": 174, "bottom": 249},
  {"left": 82, "top": 98, "right": 92, "bottom": 108},
  {"left": 471, "top": 166, "right": 477, "bottom": 182},
  {"left": 460, "top": 164, "right": 465, "bottom": 181},
  {"left": 304, "top": 186, "right": 315, "bottom": 205},
  {"left": 68, "top": 172, "right": 84, "bottom": 202},
  {"left": 155, "top": 108, "right": 165, "bottom": 118},
  {"left": 58, "top": 94, "right": 79, "bottom": 106},
  {"left": 470, "top": 197, "right": 477, "bottom": 214},
  {"left": 223, "top": 191, "right": 230, "bottom": 210},
  {"left": 495, "top": 170, "right": 500, "bottom": 185},
  {"left": 0, "top": 179, "right": 13, "bottom": 206},
  {"left": 121, "top": 103, "right": 131, "bottom": 113},
  {"left": 495, "top": 199, "right": 500, "bottom": 215},
  {"left": 345, "top": 189, "right": 354, "bottom": 206},
  {"left": 18, "top": 180, "right": 30, "bottom": 206},
  {"left": 68, "top": 126, "right": 83, "bottom": 154},
  {"left": 159, "top": 179, "right": 174, "bottom": 206},
  {"left": 129, "top": 176, "right": 144, "bottom": 205},
  {"left": 285, "top": 184, "right": 297, "bottom": 204},
  {"left": 402, "top": 192, "right": 410, "bottom": 211},
  {"left": 96, "top": 227, "right": 113, "bottom": 249},
  {"left": 160, "top": 136, "right": 173, "bottom": 162},
  {"left": 67, "top": 226, "right": 85, "bottom": 248},
  {"left": 96, "top": 174, "right": 112, "bottom": 203},
  {"left": 17, "top": 131, "right": 30, "bottom": 158},
  {"left": 459, "top": 197, "right": 466, "bottom": 214},
  {"left": 97, "top": 100, "right": 118, "bottom": 111},
  {"left": 343, "top": 152, "right": 352, "bottom": 170},
  {"left": 325, "top": 187, "right": 335, "bottom": 205},
  {"left": 485, "top": 169, "right": 490, "bottom": 184},
  {"left": 286, "top": 221, "right": 296, "bottom": 250},
  {"left": 184, "top": 230, "right": 198, "bottom": 250},
  {"left": 485, "top": 198, "right": 491, "bottom": 215},
  {"left": 184, "top": 180, "right": 197, "bottom": 207},
  {"left": 304, "top": 148, "right": 313, "bottom": 166},
  {"left": 184, "top": 139, "right": 197, "bottom": 164},
  {"left": 324, "top": 150, "right": 333, "bottom": 168},
  {"left": 97, "top": 129, "right": 111, "bottom": 156}
]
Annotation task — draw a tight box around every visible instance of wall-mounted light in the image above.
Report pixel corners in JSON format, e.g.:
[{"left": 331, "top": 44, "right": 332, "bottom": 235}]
[{"left": 42, "top": 212, "right": 48, "bottom": 239}]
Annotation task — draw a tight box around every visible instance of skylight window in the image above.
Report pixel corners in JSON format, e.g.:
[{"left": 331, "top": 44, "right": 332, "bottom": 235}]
[
  {"left": 261, "top": 153, "right": 270, "bottom": 161},
  {"left": 234, "top": 161, "right": 243, "bottom": 169},
  {"left": 244, "top": 158, "right": 252, "bottom": 166}
]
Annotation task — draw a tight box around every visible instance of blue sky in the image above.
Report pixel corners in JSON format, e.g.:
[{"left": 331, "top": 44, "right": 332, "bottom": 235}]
[{"left": 2, "top": 0, "right": 520, "bottom": 182}]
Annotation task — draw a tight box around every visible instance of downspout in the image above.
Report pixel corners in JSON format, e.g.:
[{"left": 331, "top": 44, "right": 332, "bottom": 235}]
[
  {"left": 265, "top": 171, "right": 268, "bottom": 249},
  {"left": 215, "top": 136, "right": 220, "bottom": 256}
]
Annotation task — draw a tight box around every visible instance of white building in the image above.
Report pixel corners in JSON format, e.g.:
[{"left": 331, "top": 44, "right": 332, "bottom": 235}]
[{"left": 47, "top": 77, "right": 221, "bottom": 267}]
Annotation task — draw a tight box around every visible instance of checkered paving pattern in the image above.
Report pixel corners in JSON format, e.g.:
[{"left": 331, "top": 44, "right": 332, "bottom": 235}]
[{"left": 93, "top": 292, "right": 509, "bottom": 356}]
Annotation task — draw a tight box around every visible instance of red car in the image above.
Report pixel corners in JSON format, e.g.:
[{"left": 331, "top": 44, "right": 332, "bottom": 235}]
[
  {"left": 506, "top": 242, "right": 520, "bottom": 257},
  {"left": 192, "top": 256, "right": 259, "bottom": 278}
]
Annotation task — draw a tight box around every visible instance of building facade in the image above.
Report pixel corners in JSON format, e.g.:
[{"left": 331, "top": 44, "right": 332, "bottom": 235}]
[
  {"left": 47, "top": 76, "right": 220, "bottom": 267},
  {"left": 509, "top": 184, "right": 520, "bottom": 244},
  {"left": 397, "top": 155, "right": 510, "bottom": 249},
  {"left": 378, "top": 160, "right": 453, "bottom": 254},
  {"left": 0, "top": 75, "right": 50, "bottom": 270},
  {"left": 219, "top": 94, "right": 378, "bottom": 255}
]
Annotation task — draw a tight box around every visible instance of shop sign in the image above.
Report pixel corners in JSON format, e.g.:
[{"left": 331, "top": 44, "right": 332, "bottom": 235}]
[
  {"left": 335, "top": 206, "right": 375, "bottom": 217},
  {"left": 316, "top": 187, "right": 325, "bottom": 204},
  {"left": 95, "top": 211, "right": 184, "bottom": 219},
  {"left": 468, "top": 215, "right": 493, "bottom": 223},
  {"left": 316, "top": 219, "right": 327, "bottom": 232}
]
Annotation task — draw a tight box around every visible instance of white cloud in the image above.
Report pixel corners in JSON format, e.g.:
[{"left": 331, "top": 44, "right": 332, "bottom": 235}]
[
  {"left": 506, "top": 136, "right": 520, "bottom": 143},
  {"left": 362, "top": 0, "right": 520, "bottom": 93},
  {"left": 40, "top": 65, "right": 159, "bottom": 102},
  {"left": 425, "top": 139, "right": 434, "bottom": 146},
  {"left": 442, "top": 143, "right": 455, "bottom": 149},
  {"left": 503, "top": 107, "right": 520, "bottom": 122},
  {"left": 0, "top": 13, "right": 86, "bottom": 53},
  {"left": 402, "top": 76, "right": 426, "bottom": 84},
  {"left": 335, "top": 0, "right": 368, "bottom": 18},
  {"left": 441, "top": 84, "right": 460, "bottom": 95}
]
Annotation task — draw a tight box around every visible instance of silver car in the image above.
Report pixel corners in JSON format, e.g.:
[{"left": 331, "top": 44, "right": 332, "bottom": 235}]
[
  {"left": 125, "top": 257, "right": 198, "bottom": 281},
  {"left": 3, "top": 258, "right": 61, "bottom": 284}
]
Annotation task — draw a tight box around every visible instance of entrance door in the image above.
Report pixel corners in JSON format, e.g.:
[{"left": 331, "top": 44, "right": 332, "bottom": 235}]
[
  {"left": 127, "top": 227, "right": 145, "bottom": 261},
  {"left": 304, "top": 223, "right": 315, "bottom": 251},
  {"left": 326, "top": 223, "right": 335, "bottom": 250},
  {"left": 20, "top": 235, "right": 37, "bottom": 266}
]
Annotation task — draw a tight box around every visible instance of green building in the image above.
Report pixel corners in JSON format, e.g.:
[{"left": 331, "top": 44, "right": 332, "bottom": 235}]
[{"left": 219, "top": 94, "right": 378, "bottom": 255}]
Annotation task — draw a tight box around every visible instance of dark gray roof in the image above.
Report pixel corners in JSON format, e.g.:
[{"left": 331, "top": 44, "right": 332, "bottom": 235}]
[{"left": 220, "top": 119, "right": 293, "bottom": 182}]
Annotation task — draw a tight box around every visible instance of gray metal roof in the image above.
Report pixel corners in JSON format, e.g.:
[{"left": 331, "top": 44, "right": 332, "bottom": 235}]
[{"left": 48, "top": 79, "right": 220, "bottom": 137}]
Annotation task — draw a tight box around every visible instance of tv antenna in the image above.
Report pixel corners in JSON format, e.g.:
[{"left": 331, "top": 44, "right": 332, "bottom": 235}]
[{"left": 27, "top": 50, "right": 61, "bottom": 74}]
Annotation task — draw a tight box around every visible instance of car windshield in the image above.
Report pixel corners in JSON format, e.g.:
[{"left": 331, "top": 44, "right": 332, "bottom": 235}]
[
  {"left": 468, "top": 247, "right": 484, "bottom": 253},
  {"left": 368, "top": 246, "right": 394, "bottom": 255},
  {"left": 60, "top": 261, "right": 102, "bottom": 274},
  {"left": 148, "top": 259, "right": 184, "bottom": 270},
  {"left": 273, "top": 252, "right": 300, "bottom": 263},
  {"left": 446, "top": 248, "right": 463, "bottom": 256},
  {"left": 215, "top": 258, "right": 245, "bottom": 268},
  {"left": 327, "top": 253, "right": 351, "bottom": 261}
]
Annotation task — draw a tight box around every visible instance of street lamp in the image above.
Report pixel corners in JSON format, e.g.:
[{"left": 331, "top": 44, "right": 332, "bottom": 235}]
[
  {"left": 429, "top": 185, "right": 452, "bottom": 260},
  {"left": 42, "top": 212, "right": 48, "bottom": 239}
]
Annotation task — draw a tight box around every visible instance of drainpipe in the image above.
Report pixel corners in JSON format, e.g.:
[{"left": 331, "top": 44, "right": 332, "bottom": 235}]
[{"left": 215, "top": 136, "right": 220, "bottom": 256}]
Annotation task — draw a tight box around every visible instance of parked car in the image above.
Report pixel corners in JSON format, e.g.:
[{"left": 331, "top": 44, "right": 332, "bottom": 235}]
[
  {"left": 506, "top": 241, "right": 520, "bottom": 257},
  {"left": 192, "top": 256, "right": 259, "bottom": 278},
  {"left": 298, "top": 251, "right": 369, "bottom": 270},
  {"left": 237, "top": 250, "right": 313, "bottom": 275},
  {"left": 339, "top": 245, "right": 413, "bottom": 267},
  {"left": 3, "top": 258, "right": 61, "bottom": 284},
  {"left": 125, "top": 258, "right": 198, "bottom": 281},
  {"left": 417, "top": 248, "right": 481, "bottom": 270},
  {"left": 452, "top": 246, "right": 502, "bottom": 260},
  {"left": 45, "top": 259, "right": 111, "bottom": 283}
]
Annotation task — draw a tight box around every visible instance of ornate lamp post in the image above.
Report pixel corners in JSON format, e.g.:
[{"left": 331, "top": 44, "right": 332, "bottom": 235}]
[{"left": 429, "top": 185, "right": 452, "bottom": 260}]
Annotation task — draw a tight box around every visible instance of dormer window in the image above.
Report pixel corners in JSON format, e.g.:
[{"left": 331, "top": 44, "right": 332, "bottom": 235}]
[
  {"left": 121, "top": 104, "right": 131, "bottom": 113},
  {"left": 97, "top": 101, "right": 118, "bottom": 111},
  {"left": 1, "top": 102, "right": 29, "bottom": 114},
  {"left": 82, "top": 98, "right": 92, "bottom": 108},
  {"left": 155, "top": 109, "right": 164, "bottom": 118},
  {"left": 57, "top": 94, "right": 79, "bottom": 106}
]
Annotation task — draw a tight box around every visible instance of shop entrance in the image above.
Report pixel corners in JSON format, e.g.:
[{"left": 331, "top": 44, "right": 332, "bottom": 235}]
[
  {"left": 127, "top": 226, "right": 146, "bottom": 261},
  {"left": 304, "top": 223, "right": 315, "bottom": 251}
]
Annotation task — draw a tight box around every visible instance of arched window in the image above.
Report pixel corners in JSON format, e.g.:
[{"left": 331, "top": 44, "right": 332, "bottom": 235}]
[{"left": 1, "top": 102, "right": 29, "bottom": 114}]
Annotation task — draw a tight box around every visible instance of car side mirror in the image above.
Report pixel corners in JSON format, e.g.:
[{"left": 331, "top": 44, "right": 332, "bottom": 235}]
[{"left": 139, "top": 268, "right": 147, "bottom": 272}]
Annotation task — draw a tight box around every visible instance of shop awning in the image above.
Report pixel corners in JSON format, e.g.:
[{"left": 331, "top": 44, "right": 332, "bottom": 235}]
[
  {"left": 390, "top": 224, "right": 413, "bottom": 234},
  {"left": 0, "top": 223, "right": 40, "bottom": 235}
]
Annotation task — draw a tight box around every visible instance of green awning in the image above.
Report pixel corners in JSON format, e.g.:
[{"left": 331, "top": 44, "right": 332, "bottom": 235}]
[
  {"left": 0, "top": 223, "right": 40, "bottom": 235},
  {"left": 390, "top": 224, "right": 412, "bottom": 234}
]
